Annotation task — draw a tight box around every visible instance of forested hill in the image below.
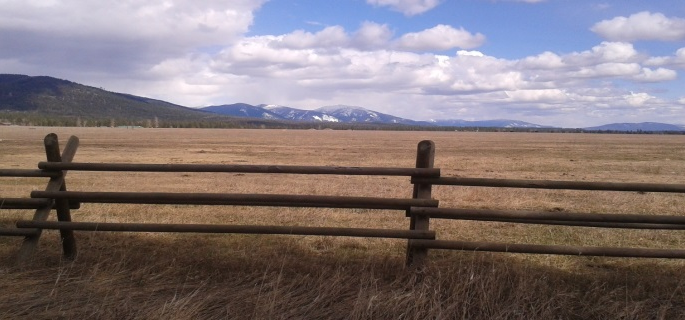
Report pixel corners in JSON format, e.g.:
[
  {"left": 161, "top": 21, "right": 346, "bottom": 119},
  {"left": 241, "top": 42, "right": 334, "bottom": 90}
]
[{"left": 0, "top": 74, "right": 233, "bottom": 126}]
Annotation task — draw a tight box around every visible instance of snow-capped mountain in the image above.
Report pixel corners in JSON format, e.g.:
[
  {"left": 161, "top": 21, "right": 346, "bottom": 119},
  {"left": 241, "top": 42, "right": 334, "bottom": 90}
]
[
  {"left": 200, "top": 103, "right": 282, "bottom": 120},
  {"left": 315, "top": 105, "right": 429, "bottom": 125},
  {"left": 200, "top": 103, "right": 555, "bottom": 128},
  {"left": 261, "top": 104, "right": 341, "bottom": 122},
  {"left": 431, "top": 119, "right": 552, "bottom": 128}
]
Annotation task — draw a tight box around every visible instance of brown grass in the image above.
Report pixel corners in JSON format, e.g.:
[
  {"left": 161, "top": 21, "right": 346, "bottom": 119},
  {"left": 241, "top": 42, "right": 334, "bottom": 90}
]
[{"left": 1, "top": 127, "right": 685, "bottom": 319}]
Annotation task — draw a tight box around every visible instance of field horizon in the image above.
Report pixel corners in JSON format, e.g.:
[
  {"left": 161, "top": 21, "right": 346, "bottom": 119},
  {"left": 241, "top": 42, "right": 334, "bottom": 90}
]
[{"left": 1, "top": 126, "right": 685, "bottom": 319}]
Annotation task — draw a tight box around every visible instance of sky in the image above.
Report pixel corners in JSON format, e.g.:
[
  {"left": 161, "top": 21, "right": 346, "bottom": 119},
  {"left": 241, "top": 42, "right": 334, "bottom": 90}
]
[{"left": 1, "top": 0, "right": 685, "bottom": 127}]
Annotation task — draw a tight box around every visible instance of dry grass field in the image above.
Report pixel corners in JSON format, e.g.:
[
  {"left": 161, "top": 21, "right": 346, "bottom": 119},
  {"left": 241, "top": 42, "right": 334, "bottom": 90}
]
[{"left": 1, "top": 126, "right": 685, "bottom": 319}]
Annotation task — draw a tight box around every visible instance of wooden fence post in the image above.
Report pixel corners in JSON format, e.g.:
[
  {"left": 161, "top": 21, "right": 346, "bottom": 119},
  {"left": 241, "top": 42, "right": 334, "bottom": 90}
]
[
  {"left": 406, "top": 140, "right": 435, "bottom": 268},
  {"left": 16, "top": 134, "right": 79, "bottom": 264}
]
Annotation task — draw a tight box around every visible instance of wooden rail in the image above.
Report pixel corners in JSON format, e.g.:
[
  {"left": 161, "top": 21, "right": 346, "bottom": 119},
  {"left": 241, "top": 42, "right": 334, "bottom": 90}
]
[
  {"left": 0, "top": 169, "right": 61, "bottom": 178},
  {"left": 411, "top": 207, "right": 685, "bottom": 225},
  {"left": 39, "top": 162, "right": 440, "bottom": 177},
  {"left": 412, "top": 177, "right": 685, "bottom": 193},
  {"left": 0, "top": 198, "right": 79, "bottom": 210},
  {"left": 17, "top": 221, "right": 436, "bottom": 239},
  {"left": 30, "top": 191, "right": 438, "bottom": 209},
  {"left": 409, "top": 240, "right": 685, "bottom": 259}
]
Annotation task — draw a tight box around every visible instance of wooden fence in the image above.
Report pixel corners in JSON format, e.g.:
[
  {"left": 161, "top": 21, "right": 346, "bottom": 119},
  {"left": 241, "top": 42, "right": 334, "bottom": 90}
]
[
  {"left": 2, "top": 134, "right": 685, "bottom": 268},
  {"left": 407, "top": 174, "right": 685, "bottom": 266}
]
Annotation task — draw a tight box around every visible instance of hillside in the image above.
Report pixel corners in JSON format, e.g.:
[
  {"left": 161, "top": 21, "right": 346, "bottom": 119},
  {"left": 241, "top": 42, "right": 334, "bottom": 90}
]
[
  {"left": 584, "top": 122, "right": 685, "bottom": 132},
  {"left": 0, "top": 74, "right": 226, "bottom": 124}
]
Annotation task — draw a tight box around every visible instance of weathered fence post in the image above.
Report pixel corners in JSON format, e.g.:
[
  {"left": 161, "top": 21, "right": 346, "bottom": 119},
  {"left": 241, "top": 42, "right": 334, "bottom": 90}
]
[
  {"left": 406, "top": 140, "right": 435, "bottom": 268},
  {"left": 16, "top": 134, "right": 79, "bottom": 264}
]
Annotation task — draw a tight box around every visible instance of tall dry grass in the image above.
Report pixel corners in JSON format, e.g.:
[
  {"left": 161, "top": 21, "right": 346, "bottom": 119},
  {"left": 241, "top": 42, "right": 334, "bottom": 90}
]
[{"left": 1, "top": 127, "right": 685, "bottom": 319}]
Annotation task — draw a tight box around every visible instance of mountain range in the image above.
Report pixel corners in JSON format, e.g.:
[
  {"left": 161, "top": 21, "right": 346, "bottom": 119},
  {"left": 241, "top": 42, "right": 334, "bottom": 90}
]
[
  {"left": 1, "top": 74, "right": 684, "bottom": 132},
  {"left": 584, "top": 122, "right": 685, "bottom": 132},
  {"left": 200, "top": 103, "right": 555, "bottom": 129},
  {"left": 200, "top": 103, "right": 685, "bottom": 131}
]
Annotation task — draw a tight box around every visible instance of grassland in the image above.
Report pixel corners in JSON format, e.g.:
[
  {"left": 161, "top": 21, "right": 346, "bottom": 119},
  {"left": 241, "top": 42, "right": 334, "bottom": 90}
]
[{"left": 1, "top": 126, "right": 685, "bottom": 319}]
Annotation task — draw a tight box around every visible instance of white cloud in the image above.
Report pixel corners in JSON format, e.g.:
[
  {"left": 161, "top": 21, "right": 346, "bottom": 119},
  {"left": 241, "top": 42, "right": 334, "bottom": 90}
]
[
  {"left": 631, "top": 68, "right": 677, "bottom": 82},
  {"left": 591, "top": 11, "right": 685, "bottom": 42},
  {"left": 504, "top": 89, "right": 569, "bottom": 103},
  {"left": 395, "top": 25, "right": 486, "bottom": 51},
  {"left": 457, "top": 50, "right": 485, "bottom": 57},
  {"left": 518, "top": 52, "right": 565, "bottom": 69},
  {"left": 623, "top": 92, "right": 655, "bottom": 107},
  {"left": 0, "top": 0, "right": 265, "bottom": 74},
  {"left": 277, "top": 26, "right": 350, "bottom": 49},
  {"left": 563, "top": 42, "right": 641, "bottom": 66},
  {"left": 366, "top": 0, "right": 442, "bottom": 16},
  {"left": 1, "top": 0, "right": 262, "bottom": 45},
  {"left": 645, "top": 48, "right": 685, "bottom": 69},
  {"left": 353, "top": 22, "right": 394, "bottom": 50},
  {"left": 570, "top": 62, "right": 642, "bottom": 79},
  {"left": 238, "top": 23, "right": 485, "bottom": 55}
]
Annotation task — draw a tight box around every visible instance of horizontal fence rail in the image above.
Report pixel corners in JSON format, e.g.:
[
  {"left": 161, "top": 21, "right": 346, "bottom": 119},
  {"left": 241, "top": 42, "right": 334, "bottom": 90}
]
[
  {"left": 0, "top": 198, "right": 80, "bottom": 210},
  {"left": 31, "top": 191, "right": 439, "bottom": 209},
  {"left": 39, "top": 162, "right": 441, "bottom": 177},
  {"left": 0, "top": 227, "right": 39, "bottom": 237},
  {"left": 17, "top": 221, "right": 436, "bottom": 239},
  {"left": 0, "top": 169, "right": 61, "bottom": 178},
  {"left": 411, "top": 207, "right": 685, "bottom": 227},
  {"left": 410, "top": 239, "right": 685, "bottom": 259},
  {"left": 413, "top": 177, "right": 685, "bottom": 193},
  {"left": 448, "top": 218, "right": 685, "bottom": 230},
  {"left": 1, "top": 198, "right": 52, "bottom": 210}
]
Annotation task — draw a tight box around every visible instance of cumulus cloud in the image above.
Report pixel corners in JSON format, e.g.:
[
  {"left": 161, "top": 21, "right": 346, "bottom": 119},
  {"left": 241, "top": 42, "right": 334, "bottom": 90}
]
[
  {"left": 366, "top": 0, "right": 442, "bottom": 16},
  {"left": 277, "top": 26, "right": 350, "bottom": 49},
  {"left": 236, "top": 23, "right": 484, "bottom": 55},
  {"left": 518, "top": 52, "right": 565, "bottom": 69},
  {"left": 504, "top": 89, "right": 569, "bottom": 103},
  {"left": 623, "top": 92, "right": 655, "bottom": 107},
  {"left": 591, "top": 11, "right": 685, "bottom": 42},
  {"left": 353, "top": 22, "right": 394, "bottom": 50},
  {"left": 631, "top": 68, "right": 677, "bottom": 82},
  {"left": 645, "top": 48, "right": 685, "bottom": 69},
  {"left": 0, "top": 0, "right": 265, "bottom": 74},
  {"left": 395, "top": 25, "right": 486, "bottom": 51},
  {"left": 563, "top": 42, "right": 641, "bottom": 66}
]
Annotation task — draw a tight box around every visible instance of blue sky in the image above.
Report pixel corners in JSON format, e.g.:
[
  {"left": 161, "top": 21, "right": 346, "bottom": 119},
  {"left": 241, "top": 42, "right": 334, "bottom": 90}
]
[{"left": 1, "top": 0, "right": 685, "bottom": 127}]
